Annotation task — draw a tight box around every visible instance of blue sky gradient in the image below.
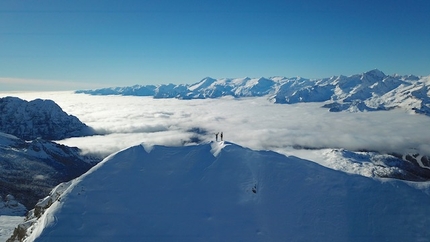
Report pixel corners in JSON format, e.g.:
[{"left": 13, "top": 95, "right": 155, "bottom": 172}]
[{"left": 1, "top": 0, "right": 429, "bottom": 90}]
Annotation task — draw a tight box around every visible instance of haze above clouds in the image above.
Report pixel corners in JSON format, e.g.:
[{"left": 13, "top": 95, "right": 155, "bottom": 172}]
[
  {"left": 0, "top": 77, "right": 106, "bottom": 92},
  {"left": 3, "top": 92, "right": 430, "bottom": 159}
]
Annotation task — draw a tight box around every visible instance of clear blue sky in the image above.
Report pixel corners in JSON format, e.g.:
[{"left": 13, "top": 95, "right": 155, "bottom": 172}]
[{"left": 1, "top": 0, "right": 429, "bottom": 91}]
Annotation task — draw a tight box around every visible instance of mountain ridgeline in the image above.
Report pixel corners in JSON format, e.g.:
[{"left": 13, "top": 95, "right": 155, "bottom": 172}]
[
  {"left": 0, "top": 132, "right": 98, "bottom": 211},
  {"left": 0, "top": 97, "right": 95, "bottom": 140},
  {"left": 0, "top": 97, "right": 100, "bottom": 214},
  {"left": 76, "top": 69, "right": 430, "bottom": 116}
]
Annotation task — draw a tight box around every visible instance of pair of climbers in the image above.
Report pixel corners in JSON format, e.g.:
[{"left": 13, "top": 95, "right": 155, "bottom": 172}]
[{"left": 215, "top": 132, "right": 223, "bottom": 141}]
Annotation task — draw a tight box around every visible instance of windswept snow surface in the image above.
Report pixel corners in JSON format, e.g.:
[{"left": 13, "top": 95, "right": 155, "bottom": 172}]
[{"left": 26, "top": 142, "right": 430, "bottom": 241}]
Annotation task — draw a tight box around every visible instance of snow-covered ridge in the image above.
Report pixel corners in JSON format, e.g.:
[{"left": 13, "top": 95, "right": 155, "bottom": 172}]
[
  {"left": 75, "top": 69, "right": 430, "bottom": 116},
  {"left": 11, "top": 141, "right": 430, "bottom": 241},
  {"left": 0, "top": 96, "right": 95, "bottom": 140}
]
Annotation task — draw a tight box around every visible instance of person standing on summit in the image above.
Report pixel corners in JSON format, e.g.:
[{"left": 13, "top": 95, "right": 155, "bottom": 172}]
[
  {"left": 220, "top": 132, "right": 223, "bottom": 141},
  {"left": 215, "top": 132, "right": 219, "bottom": 141}
]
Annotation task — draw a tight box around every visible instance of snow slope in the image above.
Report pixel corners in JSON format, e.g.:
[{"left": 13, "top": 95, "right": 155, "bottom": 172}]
[
  {"left": 19, "top": 141, "right": 430, "bottom": 242},
  {"left": 0, "top": 216, "right": 24, "bottom": 241}
]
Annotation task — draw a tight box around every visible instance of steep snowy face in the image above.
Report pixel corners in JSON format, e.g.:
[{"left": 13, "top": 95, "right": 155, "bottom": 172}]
[
  {"left": 362, "top": 69, "right": 386, "bottom": 82},
  {"left": 20, "top": 142, "right": 430, "bottom": 242},
  {"left": 188, "top": 77, "right": 217, "bottom": 91},
  {"left": 154, "top": 84, "right": 189, "bottom": 99},
  {"left": 234, "top": 77, "right": 275, "bottom": 96},
  {"left": 0, "top": 97, "right": 95, "bottom": 140},
  {"left": 0, "top": 132, "right": 98, "bottom": 211}
]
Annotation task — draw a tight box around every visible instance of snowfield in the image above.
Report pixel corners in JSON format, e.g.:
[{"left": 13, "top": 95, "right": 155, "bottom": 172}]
[{"left": 21, "top": 142, "right": 430, "bottom": 241}]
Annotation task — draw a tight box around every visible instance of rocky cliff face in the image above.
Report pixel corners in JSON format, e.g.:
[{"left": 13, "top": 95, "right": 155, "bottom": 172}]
[
  {"left": 0, "top": 96, "right": 95, "bottom": 140},
  {"left": 0, "top": 132, "right": 99, "bottom": 211},
  {"left": 0, "top": 97, "right": 100, "bottom": 215}
]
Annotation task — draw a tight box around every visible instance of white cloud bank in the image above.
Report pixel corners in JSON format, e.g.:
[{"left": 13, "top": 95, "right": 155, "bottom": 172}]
[{"left": 2, "top": 91, "right": 430, "bottom": 158}]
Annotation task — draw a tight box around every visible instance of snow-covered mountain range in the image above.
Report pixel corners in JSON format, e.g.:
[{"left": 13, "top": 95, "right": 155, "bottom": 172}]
[
  {"left": 0, "top": 132, "right": 99, "bottom": 214},
  {"left": 10, "top": 142, "right": 430, "bottom": 241},
  {"left": 76, "top": 69, "right": 430, "bottom": 116},
  {"left": 0, "top": 96, "right": 95, "bottom": 140}
]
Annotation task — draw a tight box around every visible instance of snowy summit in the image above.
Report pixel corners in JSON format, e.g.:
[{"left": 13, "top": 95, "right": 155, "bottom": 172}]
[
  {"left": 15, "top": 141, "right": 430, "bottom": 241},
  {"left": 0, "top": 96, "right": 95, "bottom": 140}
]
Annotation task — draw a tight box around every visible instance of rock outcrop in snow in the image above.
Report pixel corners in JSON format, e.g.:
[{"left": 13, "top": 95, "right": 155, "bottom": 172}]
[
  {"left": 76, "top": 69, "right": 430, "bottom": 116},
  {"left": 0, "top": 96, "right": 95, "bottom": 140},
  {"left": 11, "top": 141, "right": 430, "bottom": 242},
  {"left": 0, "top": 195, "right": 27, "bottom": 216}
]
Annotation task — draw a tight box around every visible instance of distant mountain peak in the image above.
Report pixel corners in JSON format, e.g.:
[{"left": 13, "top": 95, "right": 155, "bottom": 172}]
[
  {"left": 75, "top": 69, "right": 430, "bottom": 116},
  {"left": 363, "top": 69, "right": 386, "bottom": 79},
  {"left": 0, "top": 96, "right": 95, "bottom": 140},
  {"left": 365, "top": 68, "right": 384, "bottom": 74}
]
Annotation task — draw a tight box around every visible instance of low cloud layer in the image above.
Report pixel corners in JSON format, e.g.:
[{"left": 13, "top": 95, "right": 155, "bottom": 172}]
[{"left": 3, "top": 91, "right": 430, "bottom": 158}]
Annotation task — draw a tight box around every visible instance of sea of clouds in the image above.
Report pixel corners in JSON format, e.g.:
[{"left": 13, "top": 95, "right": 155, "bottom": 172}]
[{"left": 2, "top": 91, "right": 430, "bottom": 158}]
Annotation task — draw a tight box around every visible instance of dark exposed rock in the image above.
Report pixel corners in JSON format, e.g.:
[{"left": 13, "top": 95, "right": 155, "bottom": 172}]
[{"left": 0, "top": 133, "right": 100, "bottom": 211}]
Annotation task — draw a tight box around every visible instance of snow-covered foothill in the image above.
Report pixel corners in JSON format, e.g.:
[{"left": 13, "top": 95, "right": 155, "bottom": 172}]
[
  {"left": 282, "top": 147, "right": 430, "bottom": 181},
  {"left": 16, "top": 142, "right": 430, "bottom": 242}
]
